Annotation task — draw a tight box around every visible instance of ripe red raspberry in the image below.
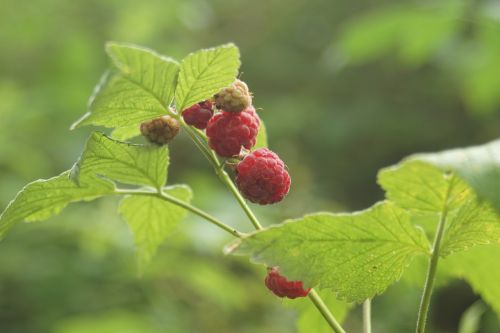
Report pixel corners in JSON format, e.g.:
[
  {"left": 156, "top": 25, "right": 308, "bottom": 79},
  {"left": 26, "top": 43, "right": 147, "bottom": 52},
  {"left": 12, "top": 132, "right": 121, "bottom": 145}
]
[
  {"left": 140, "top": 116, "right": 180, "bottom": 145},
  {"left": 265, "top": 267, "right": 310, "bottom": 299},
  {"left": 206, "top": 106, "right": 260, "bottom": 157},
  {"left": 214, "top": 79, "right": 252, "bottom": 113},
  {"left": 235, "top": 148, "right": 291, "bottom": 205},
  {"left": 182, "top": 101, "right": 214, "bottom": 129}
]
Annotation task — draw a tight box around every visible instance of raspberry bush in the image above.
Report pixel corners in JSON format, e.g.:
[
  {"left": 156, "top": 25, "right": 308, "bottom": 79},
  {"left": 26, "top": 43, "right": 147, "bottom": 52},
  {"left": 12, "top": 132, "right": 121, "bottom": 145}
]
[{"left": 0, "top": 43, "right": 499, "bottom": 333}]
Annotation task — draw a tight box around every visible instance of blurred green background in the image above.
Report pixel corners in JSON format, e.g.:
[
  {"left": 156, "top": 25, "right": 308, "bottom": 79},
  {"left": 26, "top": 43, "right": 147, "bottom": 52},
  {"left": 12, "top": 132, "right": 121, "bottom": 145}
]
[{"left": 1, "top": 0, "right": 500, "bottom": 332}]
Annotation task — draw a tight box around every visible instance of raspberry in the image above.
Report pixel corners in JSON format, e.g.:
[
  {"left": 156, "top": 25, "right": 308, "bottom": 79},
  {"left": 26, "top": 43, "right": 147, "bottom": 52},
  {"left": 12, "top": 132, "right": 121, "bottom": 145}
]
[
  {"left": 214, "top": 79, "right": 252, "bottom": 113},
  {"left": 235, "top": 148, "right": 291, "bottom": 205},
  {"left": 206, "top": 106, "right": 260, "bottom": 157},
  {"left": 182, "top": 101, "right": 214, "bottom": 129},
  {"left": 140, "top": 116, "right": 180, "bottom": 145},
  {"left": 265, "top": 267, "right": 310, "bottom": 299}
]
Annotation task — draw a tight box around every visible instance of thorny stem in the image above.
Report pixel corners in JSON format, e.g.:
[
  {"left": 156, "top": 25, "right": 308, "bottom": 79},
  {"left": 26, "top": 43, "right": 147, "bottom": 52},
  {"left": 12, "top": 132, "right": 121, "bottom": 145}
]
[
  {"left": 363, "top": 299, "right": 372, "bottom": 333},
  {"left": 114, "top": 188, "right": 243, "bottom": 238},
  {"left": 415, "top": 174, "right": 454, "bottom": 333},
  {"left": 183, "top": 121, "right": 345, "bottom": 332}
]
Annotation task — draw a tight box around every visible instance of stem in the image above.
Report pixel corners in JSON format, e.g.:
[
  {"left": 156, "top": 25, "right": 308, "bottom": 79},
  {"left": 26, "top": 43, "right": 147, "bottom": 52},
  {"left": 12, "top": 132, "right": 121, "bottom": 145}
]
[
  {"left": 363, "top": 299, "right": 372, "bottom": 333},
  {"left": 415, "top": 176, "right": 454, "bottom": 333},
  {"left": 115, "top": 188, "right": 243, "bottom": 238},
  {"left": 308, "top": 289, "right": 346, "bottom": 333},
  {"left": 216, "top": 166, "right": 263, "bottom": 230}
]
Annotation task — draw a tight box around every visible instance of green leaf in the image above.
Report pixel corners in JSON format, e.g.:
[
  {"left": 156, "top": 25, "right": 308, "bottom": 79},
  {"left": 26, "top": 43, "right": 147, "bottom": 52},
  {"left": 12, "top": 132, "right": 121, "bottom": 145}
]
[
  {"left": 0, "top": 171, "right": 114, "bottom": 239},
  {"left": 72, "top": 132, "right": 168, "bottom": 189},
  {"left": 254, "top": 119, "right": 268, "bottom": 150},
  {"left": 441, "top": 244, "right": 500, "bottom": 317},
  {"left": 71, "top": 43, "right": 179, "bottom": 130},
  {"left": 285, "top": 290, "right": 352, "bottom": 333},
  {"left": 379, "top": 160, "right": 500, "bottom": 256},
  {"left": 412, "top": 138, "right": 500, "bottom": 212},
  {"left": 378, "top": 160, "right": 470, "bottom": 214},
  {"left": 229, "top": 201, "right": 430, "bottom": 302},
  {"left": 119, "top": 185, "right": 192, "bottom": 269},
  {"left": 440, "top": 199, "right": 500, "bottom": 257},
  {"left": 175, "top": 44, "right": 240, "bottom": 112}
]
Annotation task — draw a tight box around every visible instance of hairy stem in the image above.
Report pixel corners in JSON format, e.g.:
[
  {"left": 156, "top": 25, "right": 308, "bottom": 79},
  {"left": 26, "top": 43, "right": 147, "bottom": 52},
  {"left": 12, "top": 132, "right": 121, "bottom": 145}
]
[
  {"left": 115, "top": 188, "right": 243, "bottom": 238},
  {"left": 415, "top": 175, "right": 454, "bottom": 333},
  {"left": 363, "top": 299, "right": 372, "bottom": 333},
  {"left": 308, "top": 290, "right": 346, "bottom": 333}
]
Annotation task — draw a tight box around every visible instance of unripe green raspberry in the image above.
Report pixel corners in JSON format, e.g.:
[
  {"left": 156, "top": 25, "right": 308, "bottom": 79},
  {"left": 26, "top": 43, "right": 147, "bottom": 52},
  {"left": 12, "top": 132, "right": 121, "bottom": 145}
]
[
  {"left": 140, "top": 116, "right": 180, "bottom": 145},
  {"left": 214, "top": 79, "right": 252, "bottom": 113}
]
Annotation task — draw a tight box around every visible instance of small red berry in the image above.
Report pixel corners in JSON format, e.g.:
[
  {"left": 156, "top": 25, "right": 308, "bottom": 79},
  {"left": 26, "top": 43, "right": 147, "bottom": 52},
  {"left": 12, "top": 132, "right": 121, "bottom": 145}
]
[
  {"left": 235, "top": 148, "right": 291, "bottom": 205},
  {"left": 265, "top": 267, "right": 310, "bottom": 299},
  {"left": 182, "top": 101, "right": 214, "bottom": 129},
  {"left": 206, "top": 106, "right": 260, "bottom": 157},
  {"left": 140, "top": 116, "right": 180, "bottom": 145},
  {"left": 214, "top": 79, "right": 252, "bottom": 113}
]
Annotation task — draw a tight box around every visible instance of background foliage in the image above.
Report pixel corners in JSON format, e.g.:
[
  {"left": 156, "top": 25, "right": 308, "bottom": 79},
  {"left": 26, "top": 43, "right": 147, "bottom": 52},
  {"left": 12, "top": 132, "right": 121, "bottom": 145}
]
[{"left": 0, "top": 0, "right": 499, "bottom": 332}]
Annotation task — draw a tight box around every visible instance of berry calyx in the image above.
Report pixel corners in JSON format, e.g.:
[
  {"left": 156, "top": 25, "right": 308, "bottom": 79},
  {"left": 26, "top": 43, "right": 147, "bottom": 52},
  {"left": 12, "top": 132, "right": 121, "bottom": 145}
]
[
  {"left": 265, "top": 267, "right": 310, "bottom": 299},
  {"left": 235, "top": 148, "right": 291, "bottom": 205},
  {"left": 182, "top": 101, "right": 214, "bottom": 129},
  {"left": 140, "top": 116, "right": 180, "bottom": 145},
  {"left": 206, "top": 106, "right": 260, "bottom": 157},
  {"left": 214, "top": 79, "right": 252, "bottom": 113}
]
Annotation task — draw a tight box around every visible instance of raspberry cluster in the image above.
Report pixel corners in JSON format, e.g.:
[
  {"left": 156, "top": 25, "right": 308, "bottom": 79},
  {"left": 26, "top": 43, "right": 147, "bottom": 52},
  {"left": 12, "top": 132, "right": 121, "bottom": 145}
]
[
  {"left": 180, "top": 80, "right": 292, "bottom": 205},
  {"left": 265, "top": 267, "right": 310, "bottom": 299}
]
